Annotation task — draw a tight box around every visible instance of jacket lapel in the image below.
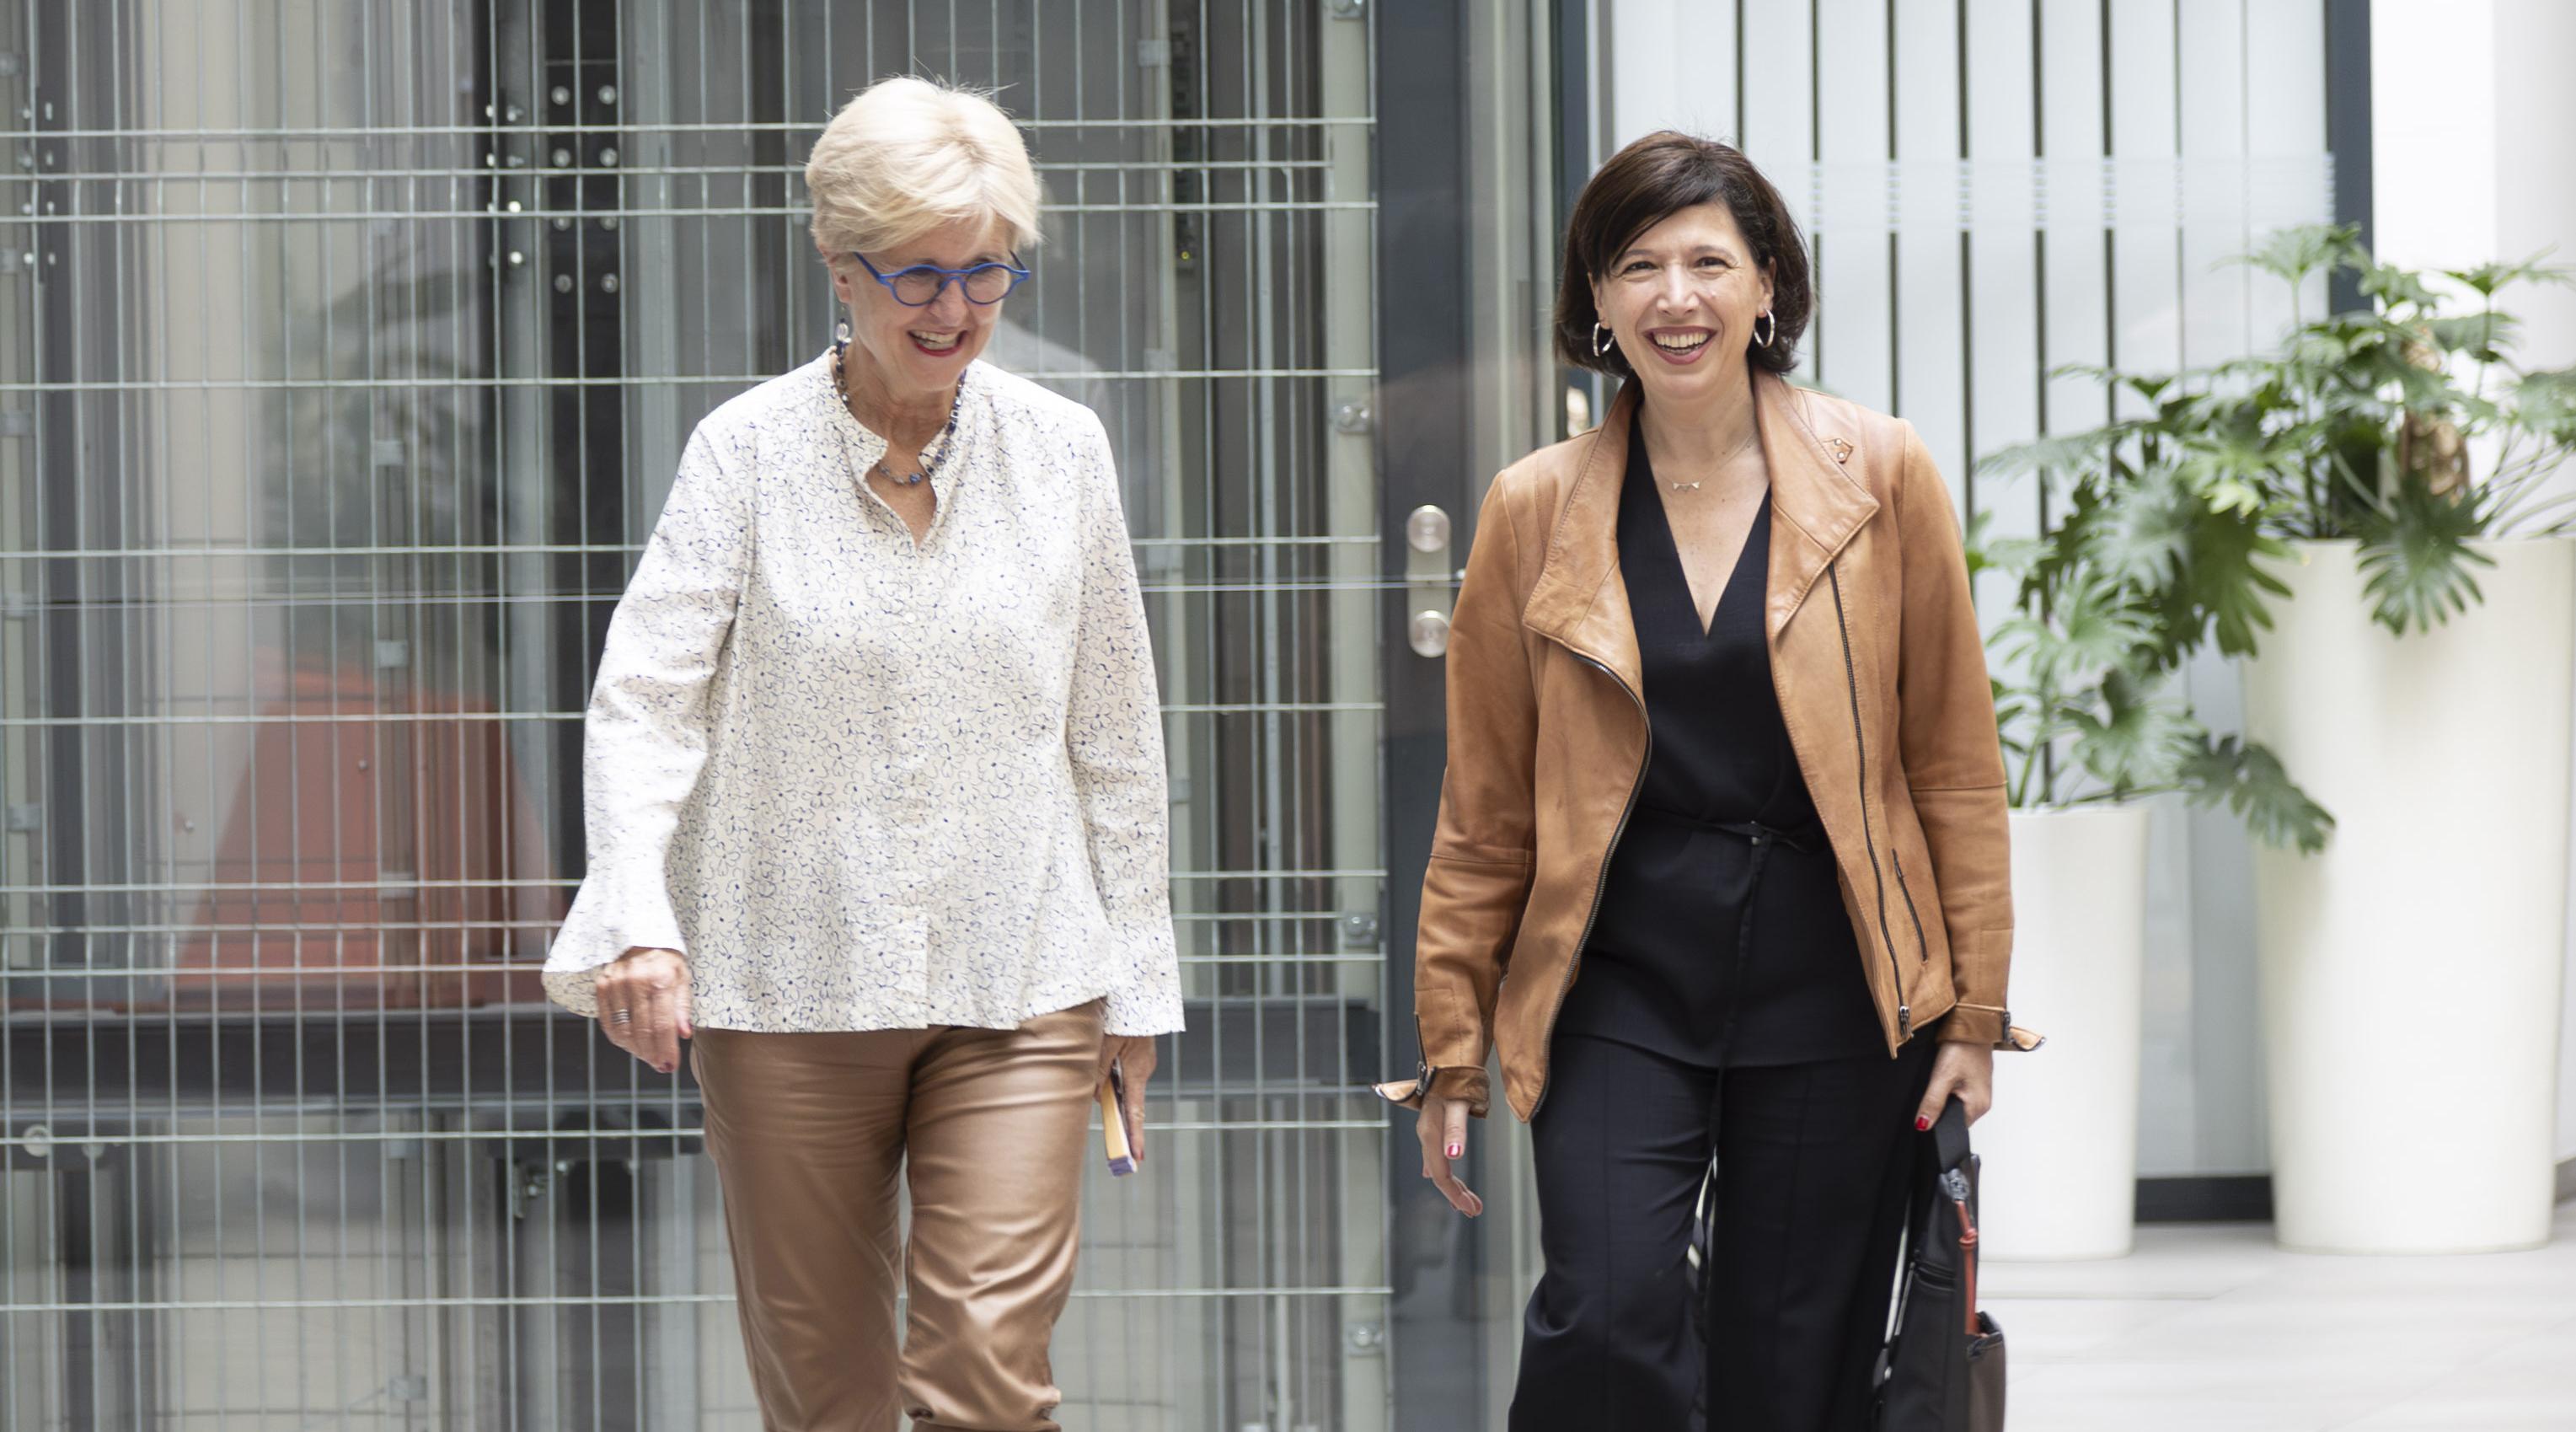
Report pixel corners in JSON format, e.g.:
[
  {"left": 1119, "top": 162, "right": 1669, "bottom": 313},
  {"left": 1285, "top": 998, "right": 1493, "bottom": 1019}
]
[
  {"left": 1755, "top": 371, "right": 1880, "bottom": 641},
  {"left": 1522, "top": 383, "right": 1644, "bottom": 692},
  {"left": 1520, "top": 373, "right": 1878, "bottom": 667}
]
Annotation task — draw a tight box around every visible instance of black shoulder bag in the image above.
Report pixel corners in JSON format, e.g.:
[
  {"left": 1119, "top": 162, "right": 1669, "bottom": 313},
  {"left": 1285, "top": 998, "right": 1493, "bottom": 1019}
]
[
  {"left": 1872, "top": 1096, "right": 2006, "bottom": 1431},
  {"left": 1684, "top": 1095, "right": 2005, "bottom": 1429}
]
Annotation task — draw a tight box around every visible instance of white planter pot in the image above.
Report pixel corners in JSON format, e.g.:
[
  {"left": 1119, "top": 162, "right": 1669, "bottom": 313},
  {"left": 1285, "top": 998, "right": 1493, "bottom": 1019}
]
[
  {"left": 1975, "top": 805, "right": 2150, "bottom": 1261},
  {"left": 2243, "top": 537, "right": 2576, "bottom": 1254}
]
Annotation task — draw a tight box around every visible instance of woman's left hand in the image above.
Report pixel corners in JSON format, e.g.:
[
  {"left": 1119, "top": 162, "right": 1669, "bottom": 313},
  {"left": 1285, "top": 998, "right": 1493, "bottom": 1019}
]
[
  {"left": 1098, "top": 1033, "right": 1159, "bottom": 1162},
  {"left": 1915, "top": 1040, "right": 1995, "bottom": 1129}
]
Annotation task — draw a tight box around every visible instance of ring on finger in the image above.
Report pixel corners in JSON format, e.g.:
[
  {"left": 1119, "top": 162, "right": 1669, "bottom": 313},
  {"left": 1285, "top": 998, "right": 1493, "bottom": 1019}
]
[{"left": 611, "top": 1009, "right": 633, "bottom": 1026}]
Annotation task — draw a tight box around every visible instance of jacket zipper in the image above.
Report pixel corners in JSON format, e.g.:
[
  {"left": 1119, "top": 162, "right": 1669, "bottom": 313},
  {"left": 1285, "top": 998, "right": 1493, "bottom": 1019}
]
[
  {"left": 1527, "top": 646, "right": 1652, "bottom": 1119},
  {"left": 1826, "top": 566, "right": 1910, "bottom": 1039},
  {"left": 1892, "top": 850, "right": 1933, "bottom": 970}
]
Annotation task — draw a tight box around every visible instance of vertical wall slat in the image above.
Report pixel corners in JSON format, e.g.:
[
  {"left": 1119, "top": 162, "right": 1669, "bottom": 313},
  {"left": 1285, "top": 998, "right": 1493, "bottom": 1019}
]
[
  {"left": 2177, "top": 0, "right": 2251, "bottom": 368},
  {"left": 1893, "top": 0, "right": 1968, "bottom": 514},
  {"left": 1813, "top": 0, "right": 1893, "bottom": 409},
  {"left": 2107, "top": 0, "right": 2202, "bottom": 1177},
  {"left": 2038, "top": 0, "right": 2113, "bottom": 444},
  {"left": 2243, "top": 0, "right": 2330, "bottom": 335},
  {"left": 1738, "top": 0, "right": 1816, "bottom": 383},
  {"left": 2174, "top": 0, "right": 2271, "bottom": 1181},
  {"left": 1962, "top": 0, "right": 2042, "bottom": 623},
  {"left": 2107, "top": 0, "right": 2183, "bottom": 406},
  {"left": 1604, "top": 0, "right": 1741, "bottom": 150}
]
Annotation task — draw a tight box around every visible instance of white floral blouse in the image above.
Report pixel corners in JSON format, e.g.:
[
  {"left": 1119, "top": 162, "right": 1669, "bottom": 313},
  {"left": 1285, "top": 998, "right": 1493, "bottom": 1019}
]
[{"left": 542, "top": 353, "right": 1186, "bottom": 1038}]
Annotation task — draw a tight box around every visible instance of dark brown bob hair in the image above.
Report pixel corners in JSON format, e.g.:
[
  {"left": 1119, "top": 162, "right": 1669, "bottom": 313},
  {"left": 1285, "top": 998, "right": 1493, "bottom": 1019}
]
[{"left": 1554, "top": 131, "right": 1812, "bottom": 379}]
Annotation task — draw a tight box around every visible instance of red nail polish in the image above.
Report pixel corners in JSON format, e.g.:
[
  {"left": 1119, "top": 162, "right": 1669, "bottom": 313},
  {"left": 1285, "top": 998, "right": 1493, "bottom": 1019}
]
[
  {"left": 1915, "top": 1116, "right": 1931, "bottom": 1131},
  {"left": 1445, "top": 1143, "right": 1462, "bottom": 1159}
]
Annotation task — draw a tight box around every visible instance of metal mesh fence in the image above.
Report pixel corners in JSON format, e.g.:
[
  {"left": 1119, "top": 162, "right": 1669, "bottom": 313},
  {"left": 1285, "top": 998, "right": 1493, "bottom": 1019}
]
[{"left": 0, "top": 3, "right": 1387, "bottom": 1427}]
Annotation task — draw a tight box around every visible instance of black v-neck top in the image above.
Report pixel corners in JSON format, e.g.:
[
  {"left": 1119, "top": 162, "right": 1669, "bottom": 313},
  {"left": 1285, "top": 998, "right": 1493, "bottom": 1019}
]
[{"left": 1551, "top": 427, "right": 1884, "bottom": 1068}]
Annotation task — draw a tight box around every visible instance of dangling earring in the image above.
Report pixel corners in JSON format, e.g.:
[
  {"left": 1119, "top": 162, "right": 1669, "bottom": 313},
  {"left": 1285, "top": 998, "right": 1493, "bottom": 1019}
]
[
  {"left": 1593, "top": 321, "right": 1616, "bottom": 358},
  {"left": 833, "top": 316, "right": 852, "bottom": 352},
  {"left": 1753, "top": 310, "right": 1775, "bottom": 350}
]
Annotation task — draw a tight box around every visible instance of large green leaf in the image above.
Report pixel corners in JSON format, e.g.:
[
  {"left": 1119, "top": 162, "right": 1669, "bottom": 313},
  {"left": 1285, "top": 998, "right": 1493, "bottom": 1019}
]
[
  {"left": 1973, "top": 426, "right": 2133, "bottom": 481},
  {"left": 2514, "top": 367, "right": 2576, "bottom": 442},
  {"left": 2354, "top": 476, "right": 2494, "bottom": 635},
  {"left": 2092, "top": 468, "right": 2198, "bottom": 588},
  {"left": 2231, "top": 223, "right": 2357, "bottom": 292},
  {"left": 2358, "top": 260, "right": 2443, "bottom": 314},
  {"left": 2174, "top": 510, "right": 2297, "bottom": 659},
  {"left": 2441, "top": 250, "right": 2571, "bottom": 299},
  {"left": 2423, "top": 311, "right": 2520, "bottom": 363},
  {"left": 2180, "top": 735, "right": 2336, "bottom": 853},
  {"left": 2068, "top": 670, "right": 2200, "bottom": 796}
]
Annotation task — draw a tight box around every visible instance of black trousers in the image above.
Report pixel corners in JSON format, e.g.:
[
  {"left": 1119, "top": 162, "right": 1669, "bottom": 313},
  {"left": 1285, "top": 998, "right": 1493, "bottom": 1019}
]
[{"left": 1508, "top": 1032, "right": 1935, "bottom": 1432}]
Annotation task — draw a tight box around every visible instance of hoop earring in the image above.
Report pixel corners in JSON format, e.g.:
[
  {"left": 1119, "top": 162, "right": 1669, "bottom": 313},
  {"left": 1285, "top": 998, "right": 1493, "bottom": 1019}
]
[
  {"left": 1753, "top": 310, "right": 1775, "bottom": 350},
  {"left": 1593, "top": 321, "right": 1615, "bottom": 359}
]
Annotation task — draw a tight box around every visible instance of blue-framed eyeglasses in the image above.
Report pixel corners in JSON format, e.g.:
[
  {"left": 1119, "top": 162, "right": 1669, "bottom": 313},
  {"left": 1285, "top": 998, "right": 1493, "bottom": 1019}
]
[{"left": 853, "top": 251, "right": 1032, "bottom": 307}]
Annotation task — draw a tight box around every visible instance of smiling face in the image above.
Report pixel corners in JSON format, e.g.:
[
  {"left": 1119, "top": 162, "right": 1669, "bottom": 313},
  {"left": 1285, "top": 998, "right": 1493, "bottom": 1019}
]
[
  {"left": 1589, "top": 202, "right": 1775, "bottom": 407},
  {"left": 826, "top": 212, "right": 1013, "bottom": 407}
]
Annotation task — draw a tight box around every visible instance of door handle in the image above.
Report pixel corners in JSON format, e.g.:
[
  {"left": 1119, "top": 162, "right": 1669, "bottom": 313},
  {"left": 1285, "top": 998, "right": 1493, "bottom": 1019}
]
[{"left": 1402, "top": 503, "right": 1454, "bottom": 660}]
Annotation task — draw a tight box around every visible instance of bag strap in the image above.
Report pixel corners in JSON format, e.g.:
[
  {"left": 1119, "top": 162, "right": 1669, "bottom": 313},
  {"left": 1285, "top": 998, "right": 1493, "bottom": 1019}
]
[
  {"left": 1931, "top": 1094, "right": 1973, "bottom": 1172},
  {"left": 1931, "top": 1096, "right": 1981, "bottom": 1335},
  {"left": 1684, "top": 1070, "right": 1726, "bottom": 1286}
]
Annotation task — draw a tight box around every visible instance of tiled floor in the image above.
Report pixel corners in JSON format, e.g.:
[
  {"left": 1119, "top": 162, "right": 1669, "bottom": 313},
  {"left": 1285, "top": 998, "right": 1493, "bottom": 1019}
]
[{"left": 1984, "top": 1201, "right": 2576, "bottom": 1430}]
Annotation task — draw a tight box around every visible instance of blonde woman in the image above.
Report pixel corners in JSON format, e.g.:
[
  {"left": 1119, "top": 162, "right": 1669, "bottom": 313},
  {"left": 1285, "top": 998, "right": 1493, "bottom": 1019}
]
[{"left": 544, "top": 77, "right": 1183, "bottom": 1432}]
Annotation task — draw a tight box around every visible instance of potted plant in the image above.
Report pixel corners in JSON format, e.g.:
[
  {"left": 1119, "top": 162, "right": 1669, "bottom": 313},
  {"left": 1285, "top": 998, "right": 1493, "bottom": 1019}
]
[
  {"left": 1960, "top": 509, "right": 2326, "bottom": 1260},
  {"left": 1993, "top": 226, "right": 2576, "bottom": 1254}
]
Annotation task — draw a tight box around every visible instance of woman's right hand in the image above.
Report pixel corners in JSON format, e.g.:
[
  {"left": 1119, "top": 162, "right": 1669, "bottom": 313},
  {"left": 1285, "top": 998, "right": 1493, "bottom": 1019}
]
[
  {"left": 595, "top": 947, "right": 693, "bottom": 1074},
  {"left": 1415, "top": 1092, "right": 1484, "bottom": 1218}
]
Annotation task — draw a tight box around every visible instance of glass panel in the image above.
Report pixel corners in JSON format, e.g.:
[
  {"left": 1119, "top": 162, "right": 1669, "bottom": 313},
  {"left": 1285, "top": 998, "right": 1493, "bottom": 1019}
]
[{"left": 0, "top": 2, "right": 1385, "bottom": 1427}]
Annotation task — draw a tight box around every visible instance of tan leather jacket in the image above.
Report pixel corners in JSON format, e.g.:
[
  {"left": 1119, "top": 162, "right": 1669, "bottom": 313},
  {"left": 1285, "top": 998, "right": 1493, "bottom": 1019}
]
[{"left": 1385, "top": 374, "right": 2035, "bottom": 1124}]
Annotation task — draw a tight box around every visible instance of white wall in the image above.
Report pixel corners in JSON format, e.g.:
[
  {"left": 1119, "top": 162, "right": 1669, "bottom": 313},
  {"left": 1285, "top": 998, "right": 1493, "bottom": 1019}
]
[
  {"left": 2370, "top": 0, "right": 2576, "bottom": 1167},
  {"left": 2498, "top": 0, "right": 2576, "bottom": 1172},
  {"left": 2365, "top": 0, "right": 2576, "bottom": 1166}
]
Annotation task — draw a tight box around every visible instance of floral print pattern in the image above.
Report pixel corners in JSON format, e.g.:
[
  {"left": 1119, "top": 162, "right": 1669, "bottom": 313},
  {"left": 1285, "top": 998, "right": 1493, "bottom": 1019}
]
[{"left": 544, "top": 354, "right": 1185, "bottom": 1038}]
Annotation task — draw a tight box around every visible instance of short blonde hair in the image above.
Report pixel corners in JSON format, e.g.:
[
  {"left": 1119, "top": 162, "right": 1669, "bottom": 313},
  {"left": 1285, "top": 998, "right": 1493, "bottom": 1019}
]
[{"left": 806, "top": 77, "right": 1042, "bottom": 259}]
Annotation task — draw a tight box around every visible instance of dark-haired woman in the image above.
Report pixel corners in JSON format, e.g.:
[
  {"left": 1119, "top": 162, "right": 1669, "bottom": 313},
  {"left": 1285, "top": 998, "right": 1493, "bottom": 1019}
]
[{"left": 1381, "top": 131, "right": 2027, "bottom": 1428}]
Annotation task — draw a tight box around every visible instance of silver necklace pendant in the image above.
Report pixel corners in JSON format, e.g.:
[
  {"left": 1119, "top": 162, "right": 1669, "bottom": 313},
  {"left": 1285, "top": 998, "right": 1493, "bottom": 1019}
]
[{"left": 835, "top": 335, "right": 961, "bottom": 491}]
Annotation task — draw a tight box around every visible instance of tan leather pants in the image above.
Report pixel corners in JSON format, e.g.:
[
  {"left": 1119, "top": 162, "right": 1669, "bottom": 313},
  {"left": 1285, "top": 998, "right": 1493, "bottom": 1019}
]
[{"left": 692, "top": 1000, "right": 1104, "bottom": 1432}]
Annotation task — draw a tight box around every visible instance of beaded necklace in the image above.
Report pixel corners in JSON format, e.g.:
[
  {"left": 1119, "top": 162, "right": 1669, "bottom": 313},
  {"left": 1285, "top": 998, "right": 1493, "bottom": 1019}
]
[{"left": 833, "top": 331, "right": 964, "bottom": 487}]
